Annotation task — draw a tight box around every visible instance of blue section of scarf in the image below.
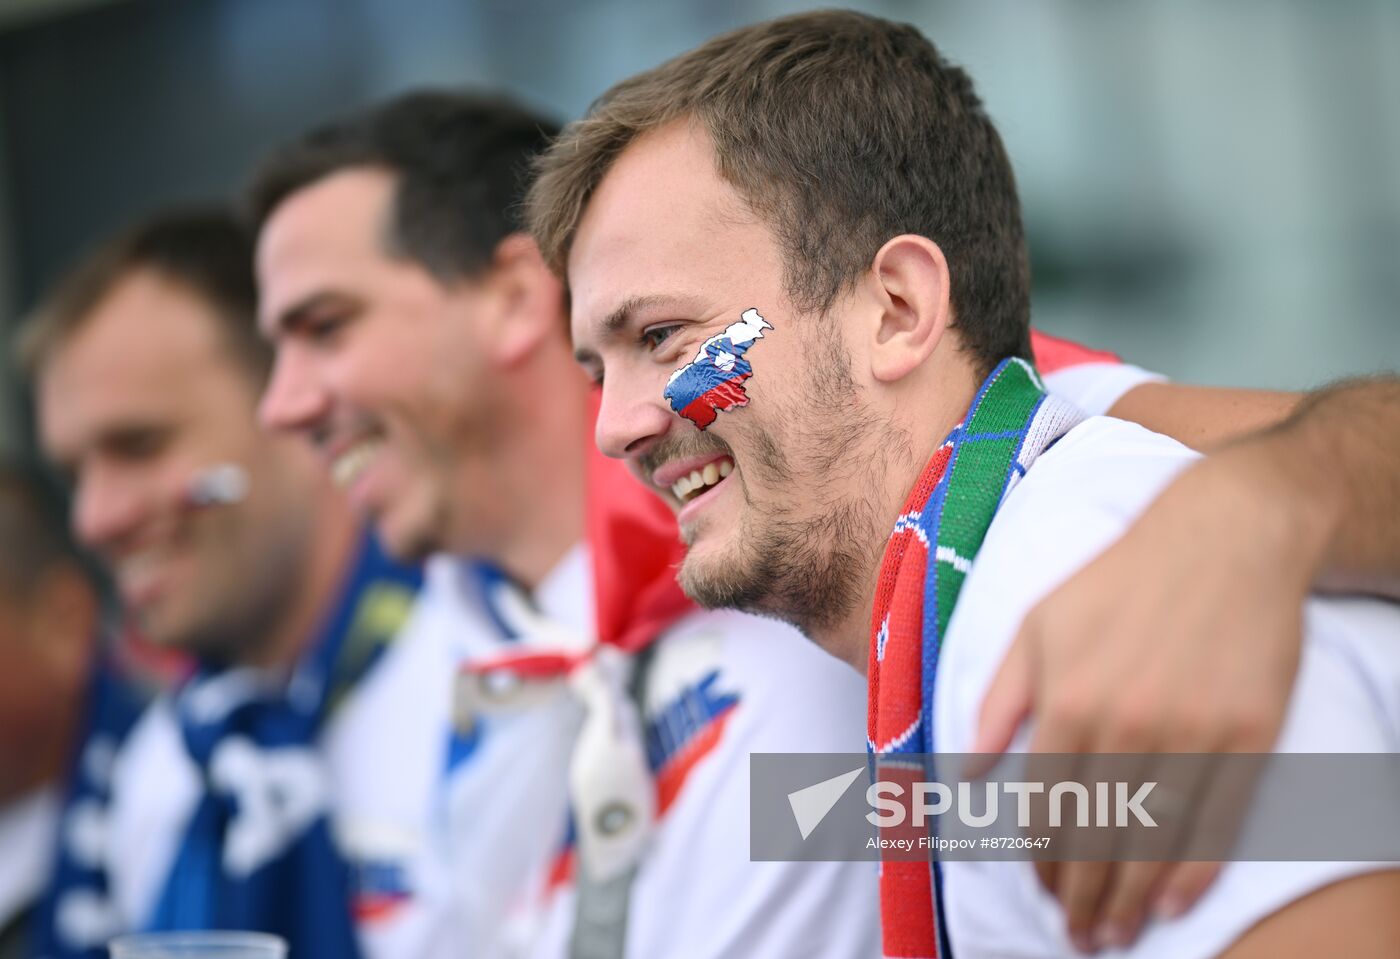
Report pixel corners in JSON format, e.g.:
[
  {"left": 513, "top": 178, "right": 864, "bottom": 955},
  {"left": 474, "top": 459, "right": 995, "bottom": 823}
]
[
  {"left": 28, "top": 656, "right": 147, "bottom": 959},
  {"left": 145, "top": 531, "right": 421, "bottom": 958}
]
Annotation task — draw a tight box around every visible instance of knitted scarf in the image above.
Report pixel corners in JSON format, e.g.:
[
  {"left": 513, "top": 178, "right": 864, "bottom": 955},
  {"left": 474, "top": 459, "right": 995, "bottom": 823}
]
[{"left": 866, "top": 358, "right": 1085, "bottom": 958}]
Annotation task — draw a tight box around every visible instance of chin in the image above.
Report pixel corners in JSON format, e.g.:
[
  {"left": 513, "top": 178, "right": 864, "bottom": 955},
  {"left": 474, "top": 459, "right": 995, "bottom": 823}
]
[
  {"left": 675, "top": 536, "right": 769, "bottom": 613},
  {"left": 376, "top": 501, "right": 445, "bottom": 562}
]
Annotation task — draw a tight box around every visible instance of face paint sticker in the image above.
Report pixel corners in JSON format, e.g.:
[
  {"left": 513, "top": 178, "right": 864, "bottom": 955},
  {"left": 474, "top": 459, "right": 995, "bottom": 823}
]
[{"left": 663, "top": 308, "right": 773, "bottom": 430}]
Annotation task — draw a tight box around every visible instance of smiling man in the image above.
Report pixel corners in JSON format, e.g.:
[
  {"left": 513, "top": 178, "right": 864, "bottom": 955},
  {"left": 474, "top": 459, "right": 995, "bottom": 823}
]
[
  {"left": 528, "top": 10, "right": 1400, "bottom": 958},
  {"left": 22, "top": 210, "right": 438, "bottom": 959}
]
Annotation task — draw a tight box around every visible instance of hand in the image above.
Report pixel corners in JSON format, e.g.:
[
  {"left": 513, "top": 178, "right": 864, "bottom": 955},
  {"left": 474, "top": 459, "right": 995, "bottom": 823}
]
[{"left": 971, "top": 440, "right": 1332, "bottom": 951}]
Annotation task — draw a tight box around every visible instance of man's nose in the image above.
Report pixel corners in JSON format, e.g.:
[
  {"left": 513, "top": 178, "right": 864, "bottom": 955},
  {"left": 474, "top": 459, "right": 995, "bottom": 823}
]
[
  {"left": 72, "top": 464, "right": 148, "bottom": 552},
  {"left": 258, "top": 347, "right": 329, "bottom": 432},
  {"left": 594, "top": 372, "right": 676, "bottom": 465}
]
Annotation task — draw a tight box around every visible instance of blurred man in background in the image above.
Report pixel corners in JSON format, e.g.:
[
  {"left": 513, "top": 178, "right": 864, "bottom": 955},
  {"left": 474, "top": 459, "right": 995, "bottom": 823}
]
[
  {"left": 20, "top": 211, "right": 451, "bottom": 959},
  {"left": 0, "top": 464, "right": 143, "bottom": 959}
]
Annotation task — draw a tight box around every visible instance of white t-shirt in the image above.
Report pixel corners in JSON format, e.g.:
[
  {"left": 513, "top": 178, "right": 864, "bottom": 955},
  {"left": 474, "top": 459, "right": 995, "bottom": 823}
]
[
  {"left": 526, "top": 607, "right": 880, "bottom": 959},
  {"left": 427, "top": 545, "right": 879, "bottom": 959},
  {"left": 934, "top": 416, "right": 1400, "bottom": 958},
  {"left": 1043, "top": 360, "right": 1161, "bottom": 418}
]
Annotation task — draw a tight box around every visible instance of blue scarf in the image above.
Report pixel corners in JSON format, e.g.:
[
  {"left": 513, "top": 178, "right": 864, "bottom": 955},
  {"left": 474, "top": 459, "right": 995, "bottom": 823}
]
[
  {"left": 28, "top": 656, "right": 147, "bottom": 959},
  {"left": 146, "top": 532, "right": 421, "bottom": 957}
]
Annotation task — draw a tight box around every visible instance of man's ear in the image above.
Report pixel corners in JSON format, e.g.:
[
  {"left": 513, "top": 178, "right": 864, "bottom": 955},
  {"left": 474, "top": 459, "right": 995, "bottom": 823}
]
[
  {"left": 866, "top": 234, "right": 953, "bottom": 384},
  {"left": 481, "top": 233, "right": 567, "bottom": 368}
]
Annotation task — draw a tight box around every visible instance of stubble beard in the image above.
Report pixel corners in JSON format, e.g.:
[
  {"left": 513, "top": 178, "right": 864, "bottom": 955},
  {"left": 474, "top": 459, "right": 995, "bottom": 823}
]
[{"left": 677, "top": 329, "right": 910, "bottom": 640}]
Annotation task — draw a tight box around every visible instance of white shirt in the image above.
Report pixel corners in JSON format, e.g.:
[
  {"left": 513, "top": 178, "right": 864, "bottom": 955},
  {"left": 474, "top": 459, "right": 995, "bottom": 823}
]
[
  {"left": 526, "top": 606, "right": 880, "bottom": 959},
  {"left": 934, "top": 416, "right": 1400, "bottom": 958},
  {"left": 421, "top": 545, "right": 879, "bottom": 959}
]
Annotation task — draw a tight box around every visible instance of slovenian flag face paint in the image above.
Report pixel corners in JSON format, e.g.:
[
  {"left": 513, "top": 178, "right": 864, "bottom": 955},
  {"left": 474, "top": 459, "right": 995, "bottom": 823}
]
[{"left": 663, "top": 308, "right": 773, "bottom": 430}]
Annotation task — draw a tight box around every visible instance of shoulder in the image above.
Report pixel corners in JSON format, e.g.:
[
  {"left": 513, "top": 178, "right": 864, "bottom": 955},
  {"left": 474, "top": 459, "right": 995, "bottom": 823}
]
[
  {"left": 937, "top": 417, "right": 1199, "bottom": 751},
  {"left": 626, "top": 608, "right": 879, "bottom": 957}
]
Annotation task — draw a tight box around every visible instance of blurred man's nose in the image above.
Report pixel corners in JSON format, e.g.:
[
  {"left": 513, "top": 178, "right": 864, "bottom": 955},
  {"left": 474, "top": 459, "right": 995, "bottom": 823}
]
[
  {"left": 259, "top": 348, "right": 329, "bottom": 432},
  {"left": 72, "top": 464, "right": 148, "bottom": 552}
]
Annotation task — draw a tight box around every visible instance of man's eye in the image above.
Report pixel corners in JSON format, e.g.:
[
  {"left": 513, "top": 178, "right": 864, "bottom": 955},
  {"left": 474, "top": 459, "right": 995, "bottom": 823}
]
[
  {"left": 640, "top": 325, "right": 679, "bottom": 351},
  {"left": 305, "top": 315, "right": 346, "bottom": 341}
]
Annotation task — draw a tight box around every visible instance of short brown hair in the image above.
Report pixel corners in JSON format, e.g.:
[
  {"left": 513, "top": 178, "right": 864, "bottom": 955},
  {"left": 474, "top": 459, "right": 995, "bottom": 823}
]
[
  {"left": 247, "top": 90, "right": 559, "bottom": 285},
  {"left": 527, "top": 9, "right": 1032, "bottom": 369},
  {"left": 17, "top": 208, "right": 267, "bottom": 383}
]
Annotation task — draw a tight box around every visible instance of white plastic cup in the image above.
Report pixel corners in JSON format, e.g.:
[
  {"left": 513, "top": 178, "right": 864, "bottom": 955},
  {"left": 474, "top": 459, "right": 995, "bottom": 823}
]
[{"left": 108, "top": 932, "right": 287, "bottom": 958}]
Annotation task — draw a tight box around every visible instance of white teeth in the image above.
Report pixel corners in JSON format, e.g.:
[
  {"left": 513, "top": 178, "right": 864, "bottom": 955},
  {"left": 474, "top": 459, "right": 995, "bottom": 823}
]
[
  {"left": 332, "top": 441, "right": 380, "bottom": 488},
  {"left": 668, "top": 457, "right": 736, "bottom": 503}
]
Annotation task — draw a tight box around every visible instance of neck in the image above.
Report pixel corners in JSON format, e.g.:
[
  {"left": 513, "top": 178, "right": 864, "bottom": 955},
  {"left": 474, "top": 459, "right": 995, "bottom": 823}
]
[
  {"left": 249, "top": 489, "right": 359, "bottom": 672},
  {"left": 474, "top": 357, "right": 591, "bottom": 591},
  {"left": 809, "top": 357, "right": 986, "bottom": 674}
]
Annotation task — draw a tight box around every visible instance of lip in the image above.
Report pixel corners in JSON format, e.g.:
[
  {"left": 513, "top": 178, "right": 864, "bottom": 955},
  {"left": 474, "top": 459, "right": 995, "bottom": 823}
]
[
  {"left": 116, "top": 555, "right": 176, "bottom": 610},
  {"left": 675, "top": 462, "right": 736, "bottom": 528},
  {"left": 650, "top": 451, "right": 733, "bottom": 489}
]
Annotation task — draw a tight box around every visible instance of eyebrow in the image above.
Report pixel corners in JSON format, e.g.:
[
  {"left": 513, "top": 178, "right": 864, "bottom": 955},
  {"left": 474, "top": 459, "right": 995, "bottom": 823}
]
[
  {"left": 263, "top": 290, "right": 346, "bottom": 339},
  {"left": 572, "top": 293, "right": 703, "bottom": 365}
]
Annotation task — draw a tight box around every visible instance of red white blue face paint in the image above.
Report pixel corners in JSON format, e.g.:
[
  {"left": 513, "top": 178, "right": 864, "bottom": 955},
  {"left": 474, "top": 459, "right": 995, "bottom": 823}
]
[{"left": 663, "top": 308, "right": 773, "bottom": 430}]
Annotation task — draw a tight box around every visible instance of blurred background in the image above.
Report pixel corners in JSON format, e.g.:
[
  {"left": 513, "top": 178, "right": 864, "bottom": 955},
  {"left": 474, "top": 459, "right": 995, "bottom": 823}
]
[{"left": 1, "top": 0, "right": 1397, "bottom": 463}]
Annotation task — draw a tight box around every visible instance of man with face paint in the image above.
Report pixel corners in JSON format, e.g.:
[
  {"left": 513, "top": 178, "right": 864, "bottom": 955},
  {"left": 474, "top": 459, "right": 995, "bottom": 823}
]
[
  {"left": 253, "top": 90, "right": 1251, "bottom": 958},
  {"left": 22, "top": 210, "right": 443, "bottom": 959},
  {"left": 531, "top": 10, "right": 1400, "bottom": 959}
]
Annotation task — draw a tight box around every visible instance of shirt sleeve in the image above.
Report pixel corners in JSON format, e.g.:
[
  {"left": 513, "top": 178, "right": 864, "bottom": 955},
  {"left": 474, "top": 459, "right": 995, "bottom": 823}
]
[{"left": 1031, "top": 328, "right": 1167, "bottom": 417}]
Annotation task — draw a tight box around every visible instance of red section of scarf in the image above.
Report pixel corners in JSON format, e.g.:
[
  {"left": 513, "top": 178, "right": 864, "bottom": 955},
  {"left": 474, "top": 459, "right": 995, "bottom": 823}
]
[{"left": 867, "top": 442, "right": 952, "bottom": 958}]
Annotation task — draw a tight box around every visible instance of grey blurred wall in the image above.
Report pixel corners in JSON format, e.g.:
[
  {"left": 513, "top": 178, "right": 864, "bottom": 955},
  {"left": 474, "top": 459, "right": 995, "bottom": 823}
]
[{"left": 0, "top": 0, "right": 1396, "bottom": 462}]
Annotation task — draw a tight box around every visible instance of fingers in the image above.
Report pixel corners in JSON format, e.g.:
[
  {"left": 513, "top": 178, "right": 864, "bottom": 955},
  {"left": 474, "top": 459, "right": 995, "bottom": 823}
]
[
  {"left": 1059, "top": 859, "right": 1112, "bottom": 953},
  {"left": 1086, "top": 754, "right": 1206, "bottom": 950},
  {"left": 1055, "top": 750, "right": 1131, "bottom": 951},
  {"left": 967, "top": 628, "right": 1034, "bottom": 777},
  {"left": 1027, "top": 685, "right": 1093, "bottom": 899},
  {"left": 1152, "top": 860, "right": 1222, "bottom": 921},
  {"left": 1091, "top": 859, "right": 1166, "bottom": 949}
]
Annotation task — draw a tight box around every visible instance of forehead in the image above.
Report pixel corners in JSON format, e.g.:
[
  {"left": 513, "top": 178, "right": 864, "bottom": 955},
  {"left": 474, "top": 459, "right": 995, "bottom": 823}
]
[
  {"left": 38, "top": 271, "right": 251, "bottom": 449},
  {"left": 255, "top": 166, "right": 396, "bottom": 329},
  {"left": 566, "top": 120, "right": 782, "bottom": 338}
]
